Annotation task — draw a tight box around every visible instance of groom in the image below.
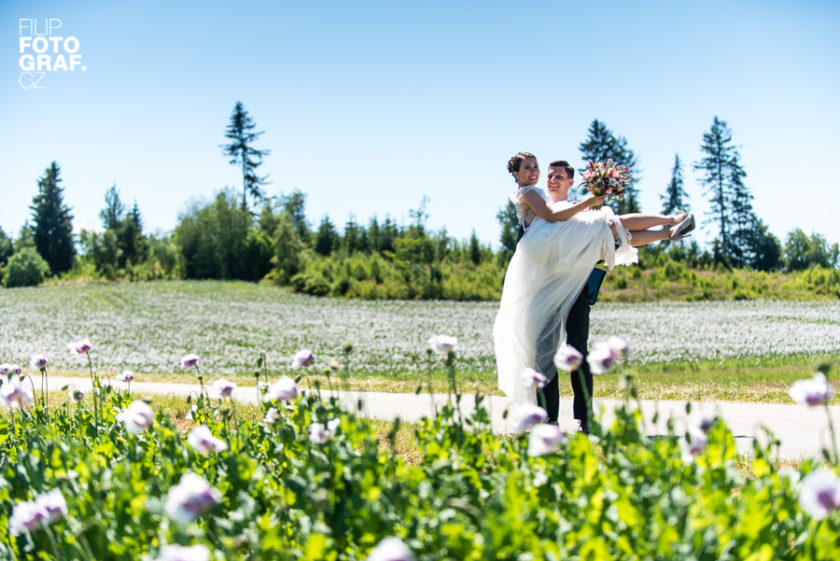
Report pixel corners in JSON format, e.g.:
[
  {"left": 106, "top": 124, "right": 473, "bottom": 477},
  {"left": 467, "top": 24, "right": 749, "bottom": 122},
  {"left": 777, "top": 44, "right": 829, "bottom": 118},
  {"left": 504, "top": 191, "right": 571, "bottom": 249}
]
[{"left": 536, "top": 160, "right": 603, "bottom": 433}]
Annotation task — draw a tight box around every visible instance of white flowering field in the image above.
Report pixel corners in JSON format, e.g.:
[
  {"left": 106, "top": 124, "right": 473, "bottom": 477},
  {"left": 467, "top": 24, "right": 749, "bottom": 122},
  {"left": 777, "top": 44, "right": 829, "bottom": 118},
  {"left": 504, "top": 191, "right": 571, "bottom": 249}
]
[{"left": 0, "top": 281, "right": 838, "bottom": 376}]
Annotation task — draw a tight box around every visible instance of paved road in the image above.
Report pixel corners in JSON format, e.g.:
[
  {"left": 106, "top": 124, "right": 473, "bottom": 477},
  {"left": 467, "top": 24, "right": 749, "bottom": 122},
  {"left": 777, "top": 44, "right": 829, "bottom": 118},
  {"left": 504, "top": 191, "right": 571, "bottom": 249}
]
[{"left": 48, "top": 376, "right": 840, "bottom": 460}]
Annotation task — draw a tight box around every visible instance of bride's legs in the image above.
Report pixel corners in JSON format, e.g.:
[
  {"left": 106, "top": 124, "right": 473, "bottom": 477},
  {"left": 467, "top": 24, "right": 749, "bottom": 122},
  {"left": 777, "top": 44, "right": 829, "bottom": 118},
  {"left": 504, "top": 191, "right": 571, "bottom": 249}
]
[
  {"left": 607, "top": 210, "right": 689, "bottom": 247},
  {"left": 618, "top": 213, "right": 677, "bottom": 230},
  {"left": 628, "top": 228, "right": 671, "bottom": 247},
  {"left": 605, "top": 219, "right": 670, "bottom": 247}
]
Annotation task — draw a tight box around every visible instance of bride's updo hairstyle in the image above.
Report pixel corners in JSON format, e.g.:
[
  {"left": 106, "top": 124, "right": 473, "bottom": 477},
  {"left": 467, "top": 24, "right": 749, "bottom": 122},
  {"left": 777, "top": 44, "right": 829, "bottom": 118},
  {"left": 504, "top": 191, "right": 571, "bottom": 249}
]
[{"left": 507, "top": 151, "right": 536, "bottom": 178}]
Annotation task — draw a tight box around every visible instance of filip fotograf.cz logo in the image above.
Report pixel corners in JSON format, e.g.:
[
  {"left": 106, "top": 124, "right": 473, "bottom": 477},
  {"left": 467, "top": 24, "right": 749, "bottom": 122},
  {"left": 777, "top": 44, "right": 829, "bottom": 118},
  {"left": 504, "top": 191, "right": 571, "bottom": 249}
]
[{"left": 18, "top": 18, "right": 86, "bottom": 89}]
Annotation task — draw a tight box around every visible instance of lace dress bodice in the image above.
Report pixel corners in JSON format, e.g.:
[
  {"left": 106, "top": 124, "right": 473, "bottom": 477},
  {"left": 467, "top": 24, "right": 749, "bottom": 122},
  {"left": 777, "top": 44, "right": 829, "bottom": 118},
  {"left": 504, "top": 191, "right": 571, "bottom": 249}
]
[{"left": 510, "top": 185, "right": 549, "bottom": 228}]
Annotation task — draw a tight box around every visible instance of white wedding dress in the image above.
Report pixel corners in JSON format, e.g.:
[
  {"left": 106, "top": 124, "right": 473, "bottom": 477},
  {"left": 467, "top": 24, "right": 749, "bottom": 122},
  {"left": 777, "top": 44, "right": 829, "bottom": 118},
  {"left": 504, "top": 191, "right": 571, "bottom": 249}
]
[{"left": 494, "top": 186, "right": 638, "bottom": 404}]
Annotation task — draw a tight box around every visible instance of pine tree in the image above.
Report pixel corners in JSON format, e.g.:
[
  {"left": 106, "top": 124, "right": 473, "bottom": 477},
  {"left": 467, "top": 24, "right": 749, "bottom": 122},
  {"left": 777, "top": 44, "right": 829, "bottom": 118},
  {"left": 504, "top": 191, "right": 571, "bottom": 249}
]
[
  {"left": 367, "top": 217, "right": 381, "bottom": 252},
  {"left": 343, "top": 216, "right": 364, "bottom": 253},
  {"left": 728, "top": 166, "right": 754, "bottom": 267},
  {"left": 315, "top": 216, "right": 339, "bottom": 256},
  {"left": 30, "top": 162, "right": 75, "bottom": 274},
  {"left": 119, "top": 201, "right": 147, "bottom": 267},
  {"left": 379, "top": 217, "right": 398, "bottom": 253},
  {"left": 469, "top": 230, "right": 482, "bottom": 265},
  {"left": 579, "top": 119, "right": 641, "bottom": 213},
  {"left": 221, "top": 101, "right": 271, "bottom": 212},
  {"left": 660, "top": 154, "right": 690, "bottom": 216},
  {"left": 694, "top": 117, "right": 754, "bottom": 266}
]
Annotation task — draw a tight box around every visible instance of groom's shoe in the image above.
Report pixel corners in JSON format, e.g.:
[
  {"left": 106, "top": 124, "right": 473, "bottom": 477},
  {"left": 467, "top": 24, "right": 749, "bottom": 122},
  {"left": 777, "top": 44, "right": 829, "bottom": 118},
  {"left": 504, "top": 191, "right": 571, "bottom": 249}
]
[
  {"left": 670, "top": 213, "right": 695, "bottom": 241},
  {"left": 578, "top": 420, "right": 590, "bottom": 435}
]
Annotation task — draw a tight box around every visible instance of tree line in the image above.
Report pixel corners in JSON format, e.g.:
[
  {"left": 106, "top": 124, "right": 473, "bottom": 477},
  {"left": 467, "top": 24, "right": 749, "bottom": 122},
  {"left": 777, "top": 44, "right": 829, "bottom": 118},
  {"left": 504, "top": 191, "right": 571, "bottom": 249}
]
[{"left": 1, "top": 105, "right": 837, "bottom": 297}]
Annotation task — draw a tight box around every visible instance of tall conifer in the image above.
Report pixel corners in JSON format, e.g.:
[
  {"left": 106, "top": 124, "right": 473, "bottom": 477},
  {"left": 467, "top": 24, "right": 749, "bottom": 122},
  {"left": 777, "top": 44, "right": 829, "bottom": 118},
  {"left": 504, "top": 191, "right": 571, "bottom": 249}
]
[
  {"left": 30, "top": 162, "right": 75, "bottom": 274},
  {"left": 222, "top": 101, "right": 271, "bottom": 212},
  {"left": 579, "top": 119, "right": 641, "bottom": 213}
]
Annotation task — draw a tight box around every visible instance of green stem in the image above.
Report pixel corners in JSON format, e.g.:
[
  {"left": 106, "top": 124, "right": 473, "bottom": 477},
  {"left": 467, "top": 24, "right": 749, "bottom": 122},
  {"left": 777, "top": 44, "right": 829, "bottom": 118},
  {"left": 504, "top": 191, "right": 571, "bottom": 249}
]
[
  {"left": 825, "top": 402, "right": 839, "bottom": 465},
  {"left": 446, "top": 352, "right": 462, "bottom": 424},
  {"left": 341, "top": 350, "right": 351, "bottom": 393},
  {"left": 425, "top": 352, "right": 437, "bottom": 416},
  {"left": 44, "top": 525, "right": 63, "bottom": 561},
  {"left": 537, "top": 382, "right": 547, "bottom": 412},
  {"left": 87, "top": 354, "right": 99, "bottom": 436},
  {"left": 575, "top": 367, "right": 595, "bottom": 435}
]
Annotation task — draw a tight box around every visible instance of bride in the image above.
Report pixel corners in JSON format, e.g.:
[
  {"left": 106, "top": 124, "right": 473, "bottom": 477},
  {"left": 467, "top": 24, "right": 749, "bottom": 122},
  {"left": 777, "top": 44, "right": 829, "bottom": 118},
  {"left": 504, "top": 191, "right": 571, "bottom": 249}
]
[{"left": 494, "top": 151, "right": 693, "bottom": 404}]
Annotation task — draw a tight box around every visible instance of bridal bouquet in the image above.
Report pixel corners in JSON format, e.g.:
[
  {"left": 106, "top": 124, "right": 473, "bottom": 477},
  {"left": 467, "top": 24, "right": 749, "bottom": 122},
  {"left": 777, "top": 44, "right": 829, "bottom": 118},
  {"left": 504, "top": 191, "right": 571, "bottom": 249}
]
[{"left": 581, "top": 159, "right": 632, "bottom": 206}]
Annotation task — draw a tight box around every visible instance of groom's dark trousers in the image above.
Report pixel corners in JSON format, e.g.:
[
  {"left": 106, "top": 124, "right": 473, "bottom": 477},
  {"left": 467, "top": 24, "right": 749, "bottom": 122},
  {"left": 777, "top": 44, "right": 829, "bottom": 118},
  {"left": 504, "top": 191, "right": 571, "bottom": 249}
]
[{"left": 516, "top": 225, "right": 596, "bottom": 427}]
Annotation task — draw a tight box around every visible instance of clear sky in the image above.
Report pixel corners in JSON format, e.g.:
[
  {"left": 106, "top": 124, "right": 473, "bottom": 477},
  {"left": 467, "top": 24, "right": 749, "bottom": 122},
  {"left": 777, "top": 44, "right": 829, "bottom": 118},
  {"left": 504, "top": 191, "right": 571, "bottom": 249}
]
[{"left": 2, "top": 0, "right": 838, "bottom": 249}]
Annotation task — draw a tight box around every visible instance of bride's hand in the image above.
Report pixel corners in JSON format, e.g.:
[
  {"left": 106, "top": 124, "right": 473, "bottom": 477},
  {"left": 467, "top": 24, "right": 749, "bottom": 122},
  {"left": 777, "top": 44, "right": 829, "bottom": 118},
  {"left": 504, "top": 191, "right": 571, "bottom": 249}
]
[{"left": 585, "top": 194, "right": 606, "bottom": 207}]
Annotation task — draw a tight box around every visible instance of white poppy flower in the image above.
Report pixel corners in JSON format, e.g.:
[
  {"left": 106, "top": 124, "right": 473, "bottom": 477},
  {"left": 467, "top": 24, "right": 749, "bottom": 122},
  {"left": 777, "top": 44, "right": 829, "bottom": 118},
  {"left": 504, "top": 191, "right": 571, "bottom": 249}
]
[
  {"left": 427, "top": 335, "right": 457, "bottom": 354},
  {"left": 262, "top": 376, "right": 298, "bottom": 402},
  {"left": 187, "top": 425, "right": 228, "bottom": 454},
  {"left": 164, "top": 473, "right": 222, "bottom": 526},
  {"left": 514, "top": 403, "right": 548, "bottom": 433},
  {"left": 292, "top": 349, "right": 315, "bottom": 368},
  {"left": 587, "top": 345, "right": 618, "bottom": 375},
  {"left": 0, "top": 375, "right": 33, "bottom": 409},
  {"left": 180, "top": 354, "right": 199, "bottom": 369},
  {"left": 521, "top": 368, "right": 547, "bottom": 389},
  {"left": 799, "top": 467, "right": 840, "bottom": 520},
  {"left": 553, "top": 344, "right": 583, "bottom": 372},
  {"left": 209, "top": 379, "right": 236, "bottom": 400},
  {"left": 117, "top": 400, "right": 155, "bottom": 434},
  {"left": 68, "top": 339, "right": 92, "bottom": 355},
  {"left": 790, "top": 372, "right": 833, "bottom": 407},
  {"left": 527, "top": 424, "right": 566, "bottom": 457}
]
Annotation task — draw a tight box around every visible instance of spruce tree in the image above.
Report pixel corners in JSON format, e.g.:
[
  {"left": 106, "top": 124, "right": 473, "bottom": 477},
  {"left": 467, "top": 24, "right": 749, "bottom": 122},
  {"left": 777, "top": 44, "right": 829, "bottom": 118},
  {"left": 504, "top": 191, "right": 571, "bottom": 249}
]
[
  {"left": 30, "top": 162, "right": 75, "bottom": 274},
  {"left": 222, "top": 101, "right": 271, "bottom": 212},
  {"left": 315, "top": 216, "right": 339, "bottom": 256},
  {"left": 728, "top": 167, "right": 754, "bottom": 267},
  {"left": 367, "top": 217, "right": 381, "bottom": 252},
  {"left": 660, "top": 154, "right": 690, "bottom": 216},
  {"left": 579, "top": 119, "right": 641, "bottom": 213},
  {"left": 694, "top": 116, "right": 754, "bottom": 266},
  {"left": 119, "top": 201, "right": 147, "bottom": 267},
  {"left": 469, "top": 230, "right": 482, "bottom": 265},
  {"left": 344, "top": 216, "right": 364, "bottom": 253},
  {"left": 379, "top": 217, "right": 398, "bottom": 253}
]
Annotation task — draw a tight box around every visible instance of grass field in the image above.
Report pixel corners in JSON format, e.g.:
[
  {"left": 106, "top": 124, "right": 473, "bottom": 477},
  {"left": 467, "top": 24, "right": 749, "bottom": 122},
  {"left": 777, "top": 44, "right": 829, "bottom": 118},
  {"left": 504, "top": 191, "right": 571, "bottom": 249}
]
[{"left": 1, "top": 280, "right": 838, "bottom": 402}]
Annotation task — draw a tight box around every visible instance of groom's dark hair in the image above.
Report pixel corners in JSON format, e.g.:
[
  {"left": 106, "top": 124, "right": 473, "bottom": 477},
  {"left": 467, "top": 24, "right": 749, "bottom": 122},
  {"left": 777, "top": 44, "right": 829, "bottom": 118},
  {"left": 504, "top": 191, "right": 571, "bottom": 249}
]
[{"left": 549, "top": 160, "right": 575, "bottom": 179}]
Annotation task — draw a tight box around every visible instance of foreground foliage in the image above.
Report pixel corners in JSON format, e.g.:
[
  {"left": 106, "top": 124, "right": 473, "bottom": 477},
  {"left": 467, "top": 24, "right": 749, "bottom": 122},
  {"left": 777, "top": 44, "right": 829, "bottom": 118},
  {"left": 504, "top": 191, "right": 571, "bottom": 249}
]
[{"left": 1, "top": 360, "right": 839, "bottom": 560}]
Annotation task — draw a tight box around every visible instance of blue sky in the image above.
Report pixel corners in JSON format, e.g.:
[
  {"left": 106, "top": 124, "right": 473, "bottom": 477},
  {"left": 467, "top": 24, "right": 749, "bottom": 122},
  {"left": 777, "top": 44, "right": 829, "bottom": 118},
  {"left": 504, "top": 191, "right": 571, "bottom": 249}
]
[{"left": 2, "top": 0, "right": 838, "bottom": 249}]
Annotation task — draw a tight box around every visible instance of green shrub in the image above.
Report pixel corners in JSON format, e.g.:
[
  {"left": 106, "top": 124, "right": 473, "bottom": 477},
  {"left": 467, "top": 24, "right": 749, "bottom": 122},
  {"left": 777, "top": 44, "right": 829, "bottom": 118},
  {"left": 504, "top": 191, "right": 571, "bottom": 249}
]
[{"left": 3, "top": 248, "right": 51, "bottom": 288}]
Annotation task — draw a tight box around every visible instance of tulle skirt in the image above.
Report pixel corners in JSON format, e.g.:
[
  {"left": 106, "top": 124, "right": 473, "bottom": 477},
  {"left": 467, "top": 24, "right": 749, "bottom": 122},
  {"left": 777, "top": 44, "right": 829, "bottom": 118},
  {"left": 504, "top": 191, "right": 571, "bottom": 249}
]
[{"left": 493, "top": 207, "right": 638, "bottom": 404}]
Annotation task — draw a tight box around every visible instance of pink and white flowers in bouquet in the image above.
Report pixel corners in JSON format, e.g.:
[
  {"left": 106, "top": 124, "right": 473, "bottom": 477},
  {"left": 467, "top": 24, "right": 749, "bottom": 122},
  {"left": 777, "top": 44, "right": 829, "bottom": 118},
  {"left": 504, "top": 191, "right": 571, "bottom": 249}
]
[{"left": 580, "top": 159, "right": 632, "bottom": 208}]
